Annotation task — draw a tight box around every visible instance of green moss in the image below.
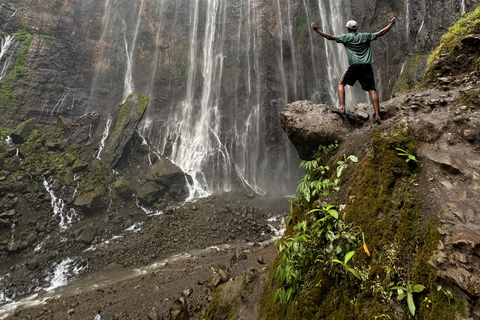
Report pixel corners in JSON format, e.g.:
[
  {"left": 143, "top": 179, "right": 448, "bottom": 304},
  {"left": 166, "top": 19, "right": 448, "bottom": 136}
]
[
  {"left": 0, "top": 29, "right": 33, "bottom": 110},
  {"left": 424, "top": 6, "right": 480, "bottom": 84},
  {"left": 260, "top": 123, "right": 459, "bottom": 319},
  {"left": 178, "top": 58, "right": 188, "bottom": 80},
  {"left": 391, "top": 54, "right": 422, "bottom": 95},
  {"left": 0, "top": 127, "right": 13, "bottom": 140},
  {"left": 39, "top": 34, "right": 56, "bottom": 40},
  {"left": 137, "top": 92, "right": 149, "bottom": 116}
]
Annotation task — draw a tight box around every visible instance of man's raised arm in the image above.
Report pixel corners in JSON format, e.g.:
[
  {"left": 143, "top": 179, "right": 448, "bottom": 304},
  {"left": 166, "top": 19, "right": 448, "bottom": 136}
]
[
  {"left": 376, "top": 17, "right": 396, "bottom": 37},
  {"left": 311, "top": 22, "right": 336, "bottom": 40}
]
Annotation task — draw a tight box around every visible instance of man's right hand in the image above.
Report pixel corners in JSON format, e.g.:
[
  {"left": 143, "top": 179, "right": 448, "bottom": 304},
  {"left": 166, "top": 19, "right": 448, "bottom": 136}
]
[{"left": 311, "top": 22, "right": 319, "bottom": 30}]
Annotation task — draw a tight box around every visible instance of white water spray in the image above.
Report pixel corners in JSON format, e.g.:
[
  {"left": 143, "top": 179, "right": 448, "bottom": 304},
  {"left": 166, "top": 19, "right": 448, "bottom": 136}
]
[
  {"left": 122, "top": 0, "right": 145, "bottom": 101},
  {"left": 43, "top": 178, "right": 77, "bottom": 230},
  {"left": 0, "top": 35, "right": 17, "bottom": 80},
  {"left": 95, "top": 116, "right": 112, "bottom": 160}
]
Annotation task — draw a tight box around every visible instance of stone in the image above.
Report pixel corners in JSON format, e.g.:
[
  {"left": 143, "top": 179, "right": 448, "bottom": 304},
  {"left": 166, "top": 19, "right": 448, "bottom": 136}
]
[
  {"left": 135, "top": 181, "right": 165, "bottom": 206},
  {"left": 0, "top": 219, "right": 10, "bottom": 228},
  {"left": 74, "top": 225, "right": 98, "bottom": 245},
  {"left": 113, "top": 178, "right": 134, "bottom": 200},
  {"left": 281, "top": 101, "right": 351, "bottom": 160},
  {"left": 245, "top": 267, "right": 258, "bottom": 283},
  {"left": 145, "top": 159, "right": 186, "bottom": 186},
  {"left": 257, "top": 256, "right": 266, "bottom": 264},
  {"left": 182, "top": 288, "right": 193, "bottom": 297},
  {"left": 451, "top": 231, "right": 480, "bottom": 248},
  {"left": 7, "top": 240, "right": 28, "bottom": 252},
  {"left": 100, "top": 92, "right": 149, "bottom": 166},
  {"left": 71, "top": 159, "right": 88, "bottom": 173},
  {"left": 464, "top": 129, "right": 476, "bottom": 142},
  {"left": 147, "top": 311, "right": 159, "bottom": 320},
  {"left": 10, "top": 119, "right": 37, "bottom": 145},
  {"left": 209, "top": 271, "right": 222, "bottom": 288},
  {"left": 440, "top": 181, "right": 453, "bottom": 190},
  {"left": 473, "top": 170, "right": 480, "bottom": 191},
  {"left": 354, "top": 110, "right": 369, "bottom": 120},
  {"left": 73, "top": 187, "right": 105, "bottom": 212},
  {"left": 169, "top": 295, "right": 188, "bottom": 320}
]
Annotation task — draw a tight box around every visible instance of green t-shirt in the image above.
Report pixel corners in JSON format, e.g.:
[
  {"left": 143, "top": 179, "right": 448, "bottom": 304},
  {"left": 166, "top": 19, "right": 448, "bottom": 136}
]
[{"left": 335, "top": 32, "right": 377, "bottom": 65}]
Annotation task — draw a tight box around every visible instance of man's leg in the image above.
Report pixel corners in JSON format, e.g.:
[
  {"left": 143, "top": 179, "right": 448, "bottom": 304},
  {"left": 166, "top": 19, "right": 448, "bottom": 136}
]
[
  {"left": 369, "top": 89, "right": 380, "bottom": 119},
  {"left": 338, "top": 81, "right": 346, "bottom": 110}
]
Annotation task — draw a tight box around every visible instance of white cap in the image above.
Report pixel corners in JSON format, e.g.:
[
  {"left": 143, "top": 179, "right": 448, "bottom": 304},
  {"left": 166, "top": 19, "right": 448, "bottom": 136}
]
[{"left": 345, "top": 20, "right": 358, "bottom": 30}]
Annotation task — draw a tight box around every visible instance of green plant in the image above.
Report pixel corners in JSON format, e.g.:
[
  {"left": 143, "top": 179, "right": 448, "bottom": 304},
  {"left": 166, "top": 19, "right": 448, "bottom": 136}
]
[
  {"left": 391, "top": 281, "right": 426, "bottom": 316},
  {"left": 274, "top": 204, "right": 359, "bottom": 303},
  {"left": 423, "top": 296, "right": 432, "bottom": 309},
  {"left": 437, "top": 285, "right": 453, "bottom": 304},
  {"left": 331, "top": 251, "right": 361, "bottom": 280},
  {"left": 395, "top": 148, "right": 418, "bottom": 164},
  {"left": 296, "top": 144, "right": 358, "bottom": 203}
]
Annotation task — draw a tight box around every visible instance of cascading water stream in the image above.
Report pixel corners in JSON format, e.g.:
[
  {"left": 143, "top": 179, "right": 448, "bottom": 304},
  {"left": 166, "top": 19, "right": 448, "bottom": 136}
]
[
  {"left": 43, "top": 178, "right": 77, "bottom": 231},
  {"left": 0, "top": 35, "right": 18, "bottom": 80},
  {"left": 122, "top": 0, "right": 145, "bottom": 101},
  {"left": 95, "top": 116, "right": 112, "bottom": 160}
]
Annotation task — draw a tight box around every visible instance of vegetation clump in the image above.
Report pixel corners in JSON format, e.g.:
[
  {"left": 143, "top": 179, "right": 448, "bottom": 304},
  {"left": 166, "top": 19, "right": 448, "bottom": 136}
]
[
  {"left": 260, "top": 123, "right": 463, "bottom": 319},
  {"left": 423, "top": 6, "right": 480, "bottom": 85}
]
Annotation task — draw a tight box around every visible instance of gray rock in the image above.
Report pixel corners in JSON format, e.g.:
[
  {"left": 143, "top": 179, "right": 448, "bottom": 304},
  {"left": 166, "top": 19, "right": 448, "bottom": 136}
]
[
  {"left": 113, "top": 178, "right": 134, "bottom": 200},
  {"left": 147, "top": 311, "right": 160, "bottom": 320},
  {"left": 100, "top": 92, "right": 149, "bottom": 166},
  {"left": 209, "top": 271, "right": 222, "bottom": 288},
  {"left": 74, "top": 225, "right": 98, "bottom": 245},
  {"left": 73, "top": 187, "right": 105, "bottom": 212},
  {"left": 10, "top": 119, "right": 37, "bottom": 145},
  {"left": 169, "top": 294, "right": 188, "bottom": 320},
  {"left": 281, "top": 101, "right": 351, "bottom": 160}
]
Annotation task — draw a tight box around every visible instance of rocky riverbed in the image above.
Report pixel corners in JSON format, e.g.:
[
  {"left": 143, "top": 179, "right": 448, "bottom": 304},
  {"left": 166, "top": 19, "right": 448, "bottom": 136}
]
[{"left": 1, "top": 192, "right": 290, "bottom": 320}]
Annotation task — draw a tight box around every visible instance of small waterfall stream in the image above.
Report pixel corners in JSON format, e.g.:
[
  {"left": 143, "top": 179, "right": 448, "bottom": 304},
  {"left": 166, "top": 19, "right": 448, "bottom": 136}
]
[{"left": 0, "top": 35, "right": 18, "bottom": 80}]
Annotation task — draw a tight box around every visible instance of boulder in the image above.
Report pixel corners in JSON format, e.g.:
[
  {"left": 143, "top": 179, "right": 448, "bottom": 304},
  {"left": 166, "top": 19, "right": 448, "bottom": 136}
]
[
  {"left": 136, "top": 181, "right": 165, "bottom": 206},
  {"left": 169, "top": 294, "right": 188, "bottom": 320},
  {"left": 145, "top": 159, "right": 186, "bottom": 186},
  {"left": 281, "top": 101, "right": 351, "bottom": 160},
  {"left": 10, "top": 119, "right": 37, "bottom": 145},
  {"left": 74, "top": 224, "right": 98, "bottom": 245},
  {"left": 113, "top": 178, "right": 134, "bottom": 199},
  {"left": 73, "top": 187, "right": 105, "bottom": 212},
  {"left": 100, "top": 92, "right": 149, "bottom": 166}
]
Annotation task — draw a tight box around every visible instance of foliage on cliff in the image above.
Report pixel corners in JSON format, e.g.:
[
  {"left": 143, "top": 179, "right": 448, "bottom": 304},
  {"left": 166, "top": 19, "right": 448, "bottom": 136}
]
[
  {"left": 259, "top": 122, "right": 462, "bottom": 319},
  {"left": 424, "top": 6, "right": 480, "bottom": 85}
]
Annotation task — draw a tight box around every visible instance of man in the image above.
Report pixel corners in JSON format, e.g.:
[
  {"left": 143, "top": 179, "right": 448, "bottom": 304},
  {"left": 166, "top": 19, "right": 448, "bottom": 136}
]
[{"left": 311, "top": 17, "right": 396, "bottom": 124}]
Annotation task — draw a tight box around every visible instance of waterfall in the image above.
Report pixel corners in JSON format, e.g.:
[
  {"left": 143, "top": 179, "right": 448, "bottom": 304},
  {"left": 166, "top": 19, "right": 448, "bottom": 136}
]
[
  {"left": 43, "top": 178, "right": 77, "bottom": 230},
  {"left": 122, "top": 0, "right": 145, "bottom": 101},
  {"left": 95, "top": 116, "right": 112, "bottom": 160},
  {"left": 461, "top": 0, "right": 465, "bottom": 13},
  {"left": 0, "top": 35, "right": 18, "bottom": 80},
  {"left": 89, "top": 0, "right": 382, "bottom": 198}
]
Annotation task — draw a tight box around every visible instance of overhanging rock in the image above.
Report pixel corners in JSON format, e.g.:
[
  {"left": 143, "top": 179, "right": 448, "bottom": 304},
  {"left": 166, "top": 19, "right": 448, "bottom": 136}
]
[{"left": 281, "top": 100, "right": 352, "bottom": 160}]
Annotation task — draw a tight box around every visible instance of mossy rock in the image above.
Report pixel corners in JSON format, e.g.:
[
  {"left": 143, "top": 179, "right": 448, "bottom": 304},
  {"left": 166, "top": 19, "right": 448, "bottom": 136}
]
[
  {"left": 71, "top": 159, "right": 88, "bottom": 173},
  {"left": 424, "top": 6, "right": 480, "bottom": 85},
  {"left": 74, "top": 187, "right": 105, "bottom": 212},
  {"left": 113, "top": 178, "right": 134, "bottom": 200},
  {"left": 135, "top": 181, "right": 165, "bottom": 206},
  {"left": 10, "top": 118, "right": 37, "bottom": 144}
]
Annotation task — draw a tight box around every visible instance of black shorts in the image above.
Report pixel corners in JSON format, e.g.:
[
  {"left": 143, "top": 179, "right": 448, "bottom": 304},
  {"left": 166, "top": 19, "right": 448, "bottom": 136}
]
[{"left": 340, "top": 64, "right": 376, "bottom": 91}]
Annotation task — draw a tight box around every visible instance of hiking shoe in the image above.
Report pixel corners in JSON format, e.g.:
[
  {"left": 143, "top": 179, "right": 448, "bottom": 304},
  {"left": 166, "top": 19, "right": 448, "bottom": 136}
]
[
  {"left": 331, "top": 108, "right": 346, "bottom": 115},
  {"left": 375, "top": 118, "right": 381, "bottom": 125}
]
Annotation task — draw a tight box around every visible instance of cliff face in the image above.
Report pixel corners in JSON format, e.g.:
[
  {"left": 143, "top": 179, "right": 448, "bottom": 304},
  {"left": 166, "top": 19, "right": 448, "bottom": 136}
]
[{"left": 1, "top": 0, "right": 478, "bottom": 195}]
